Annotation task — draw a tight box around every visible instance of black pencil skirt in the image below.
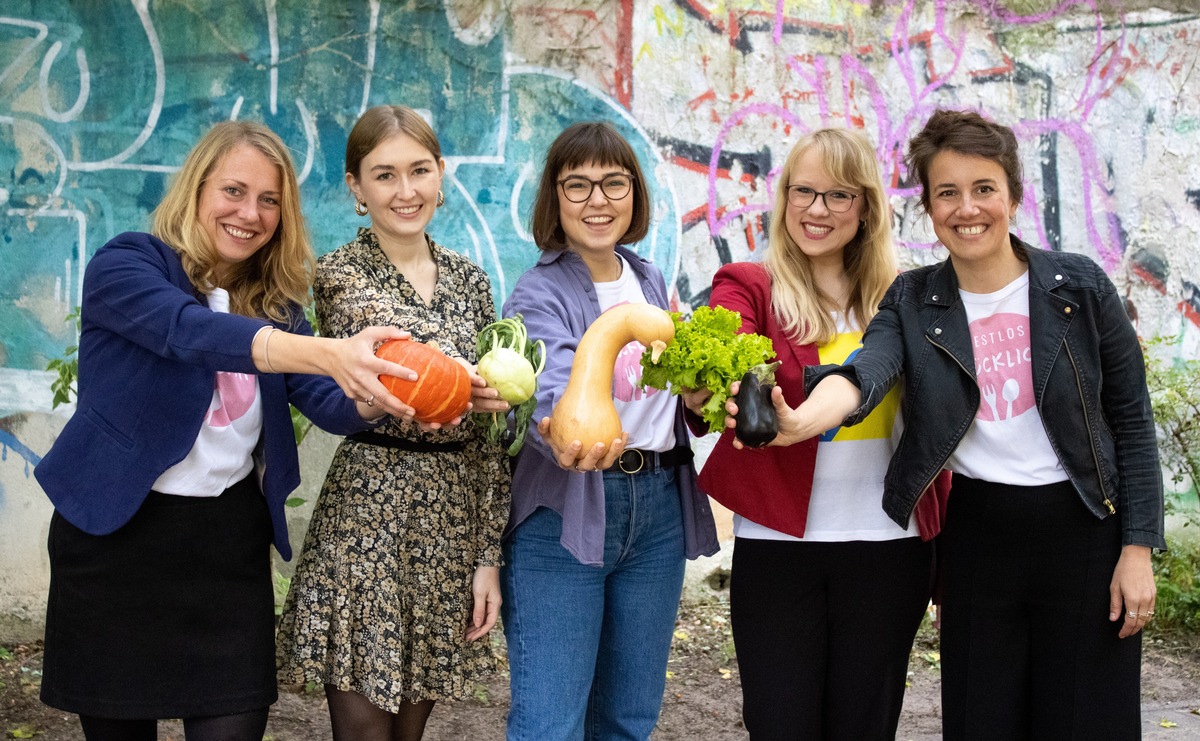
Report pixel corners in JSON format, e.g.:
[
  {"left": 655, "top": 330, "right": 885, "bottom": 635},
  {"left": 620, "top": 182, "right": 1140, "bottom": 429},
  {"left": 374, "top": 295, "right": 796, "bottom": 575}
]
[{"left": 41, "top": 476, "right": 278, "bottom": 719}]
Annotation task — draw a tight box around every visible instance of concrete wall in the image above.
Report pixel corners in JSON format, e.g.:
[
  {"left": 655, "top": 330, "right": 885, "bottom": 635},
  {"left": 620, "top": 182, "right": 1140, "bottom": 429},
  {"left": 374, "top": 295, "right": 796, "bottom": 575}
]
[{"left": 3, "top": 1, "right": 1198, "bottom": 636}]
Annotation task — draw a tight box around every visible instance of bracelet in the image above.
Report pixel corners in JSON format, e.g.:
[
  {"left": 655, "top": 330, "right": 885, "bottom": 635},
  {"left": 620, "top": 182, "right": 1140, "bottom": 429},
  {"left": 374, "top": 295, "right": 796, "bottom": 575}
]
[{"left": 263, "top": 327, "right": 279, "bottom": 374}]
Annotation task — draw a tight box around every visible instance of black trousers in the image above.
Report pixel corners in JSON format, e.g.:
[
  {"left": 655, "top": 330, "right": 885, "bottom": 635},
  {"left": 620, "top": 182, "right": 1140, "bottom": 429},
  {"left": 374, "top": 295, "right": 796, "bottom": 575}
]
[
  {"left": 730, "top": 536, "right": 934, "bottom": 740},
  {"left": 940, "top": 475, "right": 1142, "bottom": 740}
]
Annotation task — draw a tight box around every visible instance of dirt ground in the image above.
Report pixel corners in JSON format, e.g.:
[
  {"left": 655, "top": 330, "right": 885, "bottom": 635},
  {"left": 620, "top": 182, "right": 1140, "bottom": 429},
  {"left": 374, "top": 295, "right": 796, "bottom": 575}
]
[{"left": 3, "top": 598, "right": 1199, "bottom": 740}]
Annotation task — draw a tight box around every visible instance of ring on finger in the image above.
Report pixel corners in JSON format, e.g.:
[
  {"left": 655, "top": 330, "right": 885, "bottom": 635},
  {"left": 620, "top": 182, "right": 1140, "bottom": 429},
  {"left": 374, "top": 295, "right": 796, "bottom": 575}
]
[
  {"left": 1126, "top": 610, "right": 1137, "bottom": 619},
  {"left": 365, "top": 395, "right": 375, "bottom": 407}
]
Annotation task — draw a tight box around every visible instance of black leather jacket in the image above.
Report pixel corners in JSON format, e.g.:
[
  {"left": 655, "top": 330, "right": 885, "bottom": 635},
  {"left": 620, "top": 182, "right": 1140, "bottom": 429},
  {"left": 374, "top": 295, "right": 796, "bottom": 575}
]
[{"left": 808, "top": 238, "right": 1165, "bottom": 550}]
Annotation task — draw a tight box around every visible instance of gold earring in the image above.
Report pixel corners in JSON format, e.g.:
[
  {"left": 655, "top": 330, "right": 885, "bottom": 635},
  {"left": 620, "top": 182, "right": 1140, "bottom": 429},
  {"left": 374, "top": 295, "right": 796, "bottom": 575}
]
[
  {"left": 436, "top": 190, "right": 445, "bottom": 208},
  {"left": 354, "top": 201, "right": 368, "bottom": 216}
]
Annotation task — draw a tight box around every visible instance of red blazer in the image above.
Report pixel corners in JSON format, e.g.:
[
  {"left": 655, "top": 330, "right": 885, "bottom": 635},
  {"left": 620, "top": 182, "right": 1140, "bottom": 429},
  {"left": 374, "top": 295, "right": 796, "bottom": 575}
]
[{"left": 692, "top": 262, "right": 948, "bottom": 541}]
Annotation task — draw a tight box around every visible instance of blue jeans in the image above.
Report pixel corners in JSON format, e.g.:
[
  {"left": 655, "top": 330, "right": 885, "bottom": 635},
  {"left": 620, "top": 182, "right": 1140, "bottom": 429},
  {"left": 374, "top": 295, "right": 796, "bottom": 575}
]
[{"left": 501, "top": 467, "right": 686, "bottom": 741}]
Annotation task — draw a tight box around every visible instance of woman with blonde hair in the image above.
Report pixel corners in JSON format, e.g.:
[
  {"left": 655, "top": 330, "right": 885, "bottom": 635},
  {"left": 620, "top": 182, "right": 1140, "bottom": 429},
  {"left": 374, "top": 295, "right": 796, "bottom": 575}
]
[
  {"left": 36, "top": 119, "right": 426, "bottom": 741},
  {"left": 750, "top": 109, "right": 1162, "bottom": 739},
  {"left": 685, "top": 127, "right": 946, "bottom": 739}
]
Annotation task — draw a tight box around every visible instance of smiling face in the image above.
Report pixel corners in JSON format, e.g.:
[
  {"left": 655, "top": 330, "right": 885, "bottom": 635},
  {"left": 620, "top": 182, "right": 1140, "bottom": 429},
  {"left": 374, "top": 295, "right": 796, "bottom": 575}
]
[
  {"left": 197, "top": 143, "right": 282, "bottom": 282},
  {"left": 783, "top": 147, "right": 864, "bottom": 267},
  {"left": 347, "top": 131, "right": 445, "bottom": 248},
  {"left": 927, "top": 150, "right": 1019, "bottom": 272},
  {"left": 556, "top": 161, "right": 634, "bottom": 259}
]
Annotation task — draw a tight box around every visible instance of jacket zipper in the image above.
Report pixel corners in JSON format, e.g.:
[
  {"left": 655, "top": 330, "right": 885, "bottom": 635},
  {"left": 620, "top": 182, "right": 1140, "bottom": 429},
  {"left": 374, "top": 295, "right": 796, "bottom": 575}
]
[
  {"left": 1065, "top": 343, "right": 1116, "bottom": 515},
  {"left": 915, "top": 334, "right": 978, "bottom": 506}
]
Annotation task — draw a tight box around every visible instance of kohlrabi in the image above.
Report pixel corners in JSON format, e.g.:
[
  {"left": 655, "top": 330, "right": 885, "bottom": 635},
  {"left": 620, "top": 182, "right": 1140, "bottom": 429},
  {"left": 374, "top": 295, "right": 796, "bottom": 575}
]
[{"left": 475, "top": 315, "right": 545, "bottom": 455}]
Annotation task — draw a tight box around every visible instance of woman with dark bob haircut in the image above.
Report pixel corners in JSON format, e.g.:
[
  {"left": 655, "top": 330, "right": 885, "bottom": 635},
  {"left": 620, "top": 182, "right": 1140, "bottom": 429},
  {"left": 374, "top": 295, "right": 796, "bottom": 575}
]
[
  {"left": 499, "top": 121, "right": 718, "bottom": 740},
  {"left": 730, "top": 109, "right": 1163, "bottom": 739}
]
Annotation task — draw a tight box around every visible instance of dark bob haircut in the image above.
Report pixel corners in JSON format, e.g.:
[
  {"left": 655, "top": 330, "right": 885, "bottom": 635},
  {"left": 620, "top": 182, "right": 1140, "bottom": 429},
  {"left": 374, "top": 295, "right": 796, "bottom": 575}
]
[
  {"left": 529, "top": 122, "right": 651, "bottom": 251},
  {"left": 906, "top": 109, "right": 1024, "bottom": 213}
]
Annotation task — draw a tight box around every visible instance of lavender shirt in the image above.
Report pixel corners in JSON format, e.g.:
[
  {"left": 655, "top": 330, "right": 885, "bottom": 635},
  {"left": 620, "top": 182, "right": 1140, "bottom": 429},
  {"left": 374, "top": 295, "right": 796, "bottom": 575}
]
[{"left": 502, "top": 246, "right": 720, "bottom": 566}]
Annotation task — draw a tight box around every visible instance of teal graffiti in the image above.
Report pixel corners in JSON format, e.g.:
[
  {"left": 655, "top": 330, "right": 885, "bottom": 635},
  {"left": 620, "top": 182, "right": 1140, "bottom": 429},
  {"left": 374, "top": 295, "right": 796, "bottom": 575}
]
[{"left": 1, "top": 2, "right": 679, "bottom": 399}]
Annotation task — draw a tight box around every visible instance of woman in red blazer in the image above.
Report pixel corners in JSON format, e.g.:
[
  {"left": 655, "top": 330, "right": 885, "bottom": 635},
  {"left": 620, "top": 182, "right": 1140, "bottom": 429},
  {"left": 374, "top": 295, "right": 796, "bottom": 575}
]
[
  {"left": 686, "top": 128, "right": 946, "bottom": 740},
  {"left": 33, "top": 121, "right": 438, "bottom": 741}
]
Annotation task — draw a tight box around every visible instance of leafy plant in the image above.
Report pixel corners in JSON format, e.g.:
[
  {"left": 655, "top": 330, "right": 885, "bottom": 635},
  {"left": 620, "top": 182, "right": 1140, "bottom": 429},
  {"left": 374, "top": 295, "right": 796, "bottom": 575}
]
[
  {"left": 1150, "top": 535, "right": 1200, "bottom": 636},
  {"left": 474, "top": 315, "right": 545, "bottom": 456},
  {"left": 639, "top": 306, "right": 775, "bottom": 433},
  {"left": 1142, "top": 334, "right": 1200, "bottom": 638},
  {"left": 272, "top": 570, "right": 292, "bottom": 617},
  {"left": 1143, "top": 335, "right": 1200, "bottom": 499},
  {"left": 45, "top": 307, "right": 81, "bottom": 409}
]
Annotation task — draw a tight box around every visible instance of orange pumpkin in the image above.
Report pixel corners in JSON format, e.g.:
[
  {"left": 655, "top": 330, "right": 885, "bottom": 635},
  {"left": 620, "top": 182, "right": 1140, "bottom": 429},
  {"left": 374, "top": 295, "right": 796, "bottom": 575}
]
[{"left": 375, "top": 339, "right": 472, "bottom": 423}]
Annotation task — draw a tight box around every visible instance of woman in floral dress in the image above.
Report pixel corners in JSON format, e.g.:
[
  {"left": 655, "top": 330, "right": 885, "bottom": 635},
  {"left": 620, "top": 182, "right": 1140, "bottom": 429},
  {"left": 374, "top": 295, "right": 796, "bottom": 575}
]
[{"left": 276, "top": 105, "right": 510, "bottom": 741}]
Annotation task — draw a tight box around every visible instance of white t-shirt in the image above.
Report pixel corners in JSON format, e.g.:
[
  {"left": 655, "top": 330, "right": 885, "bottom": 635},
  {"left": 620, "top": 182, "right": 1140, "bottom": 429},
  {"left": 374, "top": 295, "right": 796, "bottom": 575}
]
[
  {"left": 151, "top": 287, "right": 263, "bottom": 496},
  {"left": 593, "top": 255, "right": 676, "bottom": 453},
  {"left": 946, "top": 272, "right": 1066, "bottom": 485},
  {"left": 735, "top": 315, "right": 919, "bottom": 542}
]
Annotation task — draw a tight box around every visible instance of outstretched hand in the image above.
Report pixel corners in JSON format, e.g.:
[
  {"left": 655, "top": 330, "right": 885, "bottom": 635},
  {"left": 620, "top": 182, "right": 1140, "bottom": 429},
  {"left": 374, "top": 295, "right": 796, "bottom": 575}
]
[
  {"left": 725, "top": 381, "right": 806, "bottom": 449},
  {"left": 536, "top": 417, "right": 627, "bottom": 472},
  {"left": 726, "top": 375, "right": 862, "bottom": 449},
  {"left": 329, "top": 327, "right": 420, "bottom": 420},
  {"left": 462, "top": 358, "right": 510, "bottom": 415}
]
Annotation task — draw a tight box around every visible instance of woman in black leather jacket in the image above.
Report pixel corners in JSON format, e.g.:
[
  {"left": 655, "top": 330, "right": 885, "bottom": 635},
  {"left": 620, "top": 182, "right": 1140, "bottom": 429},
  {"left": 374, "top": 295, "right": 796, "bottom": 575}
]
[{"left": 731, "top": 109, "right": 1164, "bottom": 740}]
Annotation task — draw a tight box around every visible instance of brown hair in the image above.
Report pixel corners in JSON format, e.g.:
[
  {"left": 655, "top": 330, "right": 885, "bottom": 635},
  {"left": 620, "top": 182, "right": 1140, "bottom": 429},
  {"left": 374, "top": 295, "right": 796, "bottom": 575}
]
[
  {"left": 151, "top": 120, "right": 312, "bottom": 323},
  {"left": 529, "top": 122, "right": 651, "bottom": 251},
  {"left": 906, "top": 109, "right": 1024, "bottom": 213},
  {"left": 765, "top": 128, "right": 897, "bottom": 344},
  {"left": 346, "top": 105, "right": 442, "bottom": 180}
]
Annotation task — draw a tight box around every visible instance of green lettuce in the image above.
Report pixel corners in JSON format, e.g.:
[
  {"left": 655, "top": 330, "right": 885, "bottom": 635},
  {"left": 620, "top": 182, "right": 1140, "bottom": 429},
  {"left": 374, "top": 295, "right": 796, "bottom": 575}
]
[{"left": 639, "top": 306, "right": 775, "bottom": 433}]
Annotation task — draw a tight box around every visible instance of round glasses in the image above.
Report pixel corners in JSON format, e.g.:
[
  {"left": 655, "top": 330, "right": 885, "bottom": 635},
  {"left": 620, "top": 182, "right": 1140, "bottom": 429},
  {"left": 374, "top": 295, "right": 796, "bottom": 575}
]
[
  {"left": 786, "top": 186, "right": 860, "bottom": 213},
  {"left": 558, "top": 173, "right": 632, "bottom": 203}
]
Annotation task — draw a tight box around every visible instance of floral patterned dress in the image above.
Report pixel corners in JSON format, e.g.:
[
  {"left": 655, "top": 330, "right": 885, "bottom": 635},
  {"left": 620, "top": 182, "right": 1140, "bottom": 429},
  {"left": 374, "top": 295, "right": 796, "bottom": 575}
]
[{"left": 276, "top": 228, "right": 510, "bottom": 708}]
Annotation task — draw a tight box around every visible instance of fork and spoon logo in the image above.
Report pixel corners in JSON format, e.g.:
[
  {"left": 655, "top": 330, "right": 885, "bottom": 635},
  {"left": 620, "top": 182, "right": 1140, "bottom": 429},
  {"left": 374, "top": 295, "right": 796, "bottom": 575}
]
[{"left": 981, "top": 378, "right": 1020, "bottom": 421}]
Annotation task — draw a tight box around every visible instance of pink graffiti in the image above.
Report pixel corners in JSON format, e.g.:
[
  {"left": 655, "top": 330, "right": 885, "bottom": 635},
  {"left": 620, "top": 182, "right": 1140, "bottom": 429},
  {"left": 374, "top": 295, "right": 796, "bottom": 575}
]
[{"left": 692, "top": 0, "right": 1144, "bottom": 271}]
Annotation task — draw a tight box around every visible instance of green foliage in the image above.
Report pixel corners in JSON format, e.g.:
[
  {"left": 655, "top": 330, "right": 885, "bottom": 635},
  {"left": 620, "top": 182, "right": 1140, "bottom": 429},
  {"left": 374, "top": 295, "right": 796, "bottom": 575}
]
[
  {"left": 1143, "top": 335, "right": 1200, "bottom": 497},
  {"left": 45, "top": 307, "right": 81, "bottom": 408},
  {"left": 290, "top": 404, "right": 313, "bottom": 446},
  {"left": 1143, "top": 335, "right": 1200, "bottom": 637},
  {"left": 639, "top": 306, "right": 775, "bottom": 433},
  {"left": 272, "top": 570, "right": 292, "bottom": 617},
  {"left": 1150, "top": 533, "right": 1200, "bottom": 636},
  {"left": 474, "top": 314, "right": 545, "bottom": 456}
]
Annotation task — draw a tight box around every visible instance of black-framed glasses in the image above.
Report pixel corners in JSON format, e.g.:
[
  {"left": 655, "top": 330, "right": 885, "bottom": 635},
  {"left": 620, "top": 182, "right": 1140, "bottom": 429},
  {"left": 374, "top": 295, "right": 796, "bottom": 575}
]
[
  {"left": 786, "top": 185, "right": 860, "bottom": 213},
  {"left": 558, "top": 173, "right": 633, "bottom": 203}
]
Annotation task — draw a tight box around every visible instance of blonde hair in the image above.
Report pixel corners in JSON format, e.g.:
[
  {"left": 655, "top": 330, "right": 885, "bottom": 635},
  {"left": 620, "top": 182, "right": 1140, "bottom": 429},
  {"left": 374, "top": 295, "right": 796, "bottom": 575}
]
[
  {"left": 151, "top": 120, "right": 314, "bottom": 324},
  {"left": 765, "top": 128, "right": 897, "bottom": 346}
]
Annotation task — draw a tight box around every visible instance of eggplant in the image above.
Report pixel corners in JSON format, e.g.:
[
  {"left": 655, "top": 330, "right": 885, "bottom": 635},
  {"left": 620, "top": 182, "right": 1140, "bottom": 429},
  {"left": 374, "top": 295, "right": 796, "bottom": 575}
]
[{"left": 733, "top": 362, "right": 780, "bottom": 448}]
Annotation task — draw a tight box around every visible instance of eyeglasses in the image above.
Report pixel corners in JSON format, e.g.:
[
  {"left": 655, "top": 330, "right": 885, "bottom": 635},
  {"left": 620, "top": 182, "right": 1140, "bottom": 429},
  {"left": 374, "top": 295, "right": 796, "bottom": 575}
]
[
  {"left": 786, "top": 186, "right": 860, "bottom": 213},
  {"left": 558, "top": 173, "right": 633, "bottom": 203}
]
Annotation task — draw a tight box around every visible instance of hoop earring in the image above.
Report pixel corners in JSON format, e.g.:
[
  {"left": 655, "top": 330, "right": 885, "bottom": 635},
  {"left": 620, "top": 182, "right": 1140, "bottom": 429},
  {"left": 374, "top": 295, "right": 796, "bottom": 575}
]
[
  {"left": 436, "top": 190, "right": 445, "bottom": 208},
  {"left": 354, "top": 201, "right": 368, "bottom": 217}
]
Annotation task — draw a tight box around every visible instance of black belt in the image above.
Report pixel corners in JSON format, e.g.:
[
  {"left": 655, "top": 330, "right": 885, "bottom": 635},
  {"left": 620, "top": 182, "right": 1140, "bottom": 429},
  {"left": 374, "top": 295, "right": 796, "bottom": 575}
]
[
  {"left": 608, "top": 446, "right": 694, "bottom": 474},
  {"left": 346, "top": 431, "right": 466, "bottom": 453}
]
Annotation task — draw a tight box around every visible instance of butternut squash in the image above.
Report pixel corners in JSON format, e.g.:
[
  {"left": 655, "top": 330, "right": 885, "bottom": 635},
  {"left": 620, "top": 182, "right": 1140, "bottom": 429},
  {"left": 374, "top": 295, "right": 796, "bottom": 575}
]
[{"left": 549, "top": 303, "right": 675, "bottom": 457}]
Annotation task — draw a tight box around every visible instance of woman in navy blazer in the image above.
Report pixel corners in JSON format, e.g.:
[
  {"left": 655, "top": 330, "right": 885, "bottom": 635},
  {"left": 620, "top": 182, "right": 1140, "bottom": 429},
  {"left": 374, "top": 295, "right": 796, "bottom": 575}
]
[{"left": 34, "top": 121, "right": 430, "bottom": 741}]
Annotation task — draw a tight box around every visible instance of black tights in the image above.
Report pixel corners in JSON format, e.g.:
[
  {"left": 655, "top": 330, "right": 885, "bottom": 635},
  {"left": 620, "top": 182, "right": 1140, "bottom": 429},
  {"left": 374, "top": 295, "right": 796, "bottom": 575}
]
[
  {"left": 79, "top": 708, "right": 270, "bottom": 741},
  {"left": 325, "top": 685, "right": 436, "bottom": 741}
]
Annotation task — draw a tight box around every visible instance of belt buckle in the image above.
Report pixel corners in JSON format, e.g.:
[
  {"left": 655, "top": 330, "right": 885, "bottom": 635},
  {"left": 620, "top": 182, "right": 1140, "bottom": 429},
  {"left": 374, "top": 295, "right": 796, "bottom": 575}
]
[{"left": 618, "top": 449, "right": 645, "bottom": 474}]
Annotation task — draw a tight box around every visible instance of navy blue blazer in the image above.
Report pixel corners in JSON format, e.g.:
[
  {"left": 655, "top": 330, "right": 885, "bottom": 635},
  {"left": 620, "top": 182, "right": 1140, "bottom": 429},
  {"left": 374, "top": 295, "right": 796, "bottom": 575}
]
[{"left": 35, "top": 232, "right": 369, "bottom": 560}]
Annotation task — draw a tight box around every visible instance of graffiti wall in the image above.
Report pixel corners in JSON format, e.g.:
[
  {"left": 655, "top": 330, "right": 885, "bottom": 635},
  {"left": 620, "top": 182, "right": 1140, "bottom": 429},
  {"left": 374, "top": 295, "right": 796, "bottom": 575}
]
[{"left": 2, "top": 0, "right": 1198, "bottom": 629}]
